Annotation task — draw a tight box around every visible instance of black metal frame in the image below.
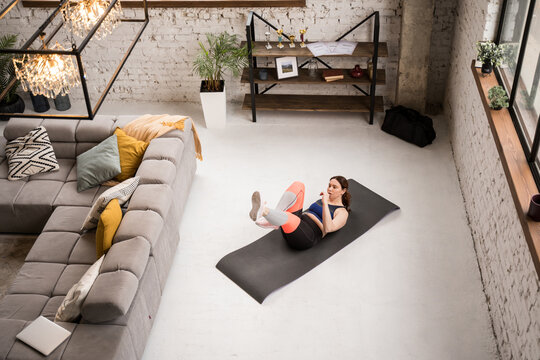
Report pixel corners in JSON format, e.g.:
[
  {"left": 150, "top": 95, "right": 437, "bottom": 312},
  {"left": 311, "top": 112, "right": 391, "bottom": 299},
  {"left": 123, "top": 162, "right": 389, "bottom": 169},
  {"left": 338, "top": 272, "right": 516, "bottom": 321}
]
[
  {"left": 495, "top": 0, "right": 540, "bottom": 187},
  {"left": 0, "top": 0, "right": 149, "bottom": 120},
  {"left": 245, "top": 11, "right": 380, "bottom": 124}
]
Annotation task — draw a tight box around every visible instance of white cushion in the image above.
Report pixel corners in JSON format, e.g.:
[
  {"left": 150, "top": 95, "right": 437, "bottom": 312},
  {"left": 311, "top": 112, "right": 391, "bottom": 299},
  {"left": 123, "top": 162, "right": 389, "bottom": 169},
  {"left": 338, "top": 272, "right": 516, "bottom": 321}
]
[
  {"left": 55, "top": 255, "right": 104, "bottom": 323},
  {"left": 5, "top": 126, "right": 59, "bottom": 180},
  {"left": 81, "top": 176, "right": 140, "bottom": 231}
]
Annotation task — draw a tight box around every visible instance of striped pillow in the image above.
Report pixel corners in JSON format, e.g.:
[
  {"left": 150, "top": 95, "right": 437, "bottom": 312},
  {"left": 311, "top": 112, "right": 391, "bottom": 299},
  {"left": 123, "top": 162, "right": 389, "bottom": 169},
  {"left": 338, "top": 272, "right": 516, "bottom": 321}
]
[
  {"left": 5, "top": 126, "right": 59, "bottom": 180},
  {"left": 81, "top": 176, "right": 140, "bottom": 231}
]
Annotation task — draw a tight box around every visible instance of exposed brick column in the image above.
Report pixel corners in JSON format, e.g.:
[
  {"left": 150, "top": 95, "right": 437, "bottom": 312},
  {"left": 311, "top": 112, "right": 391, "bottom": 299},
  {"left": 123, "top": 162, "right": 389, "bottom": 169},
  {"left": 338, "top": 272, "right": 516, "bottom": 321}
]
[{"left": 396, "top": 0, "right": 435, "bottom": 113}]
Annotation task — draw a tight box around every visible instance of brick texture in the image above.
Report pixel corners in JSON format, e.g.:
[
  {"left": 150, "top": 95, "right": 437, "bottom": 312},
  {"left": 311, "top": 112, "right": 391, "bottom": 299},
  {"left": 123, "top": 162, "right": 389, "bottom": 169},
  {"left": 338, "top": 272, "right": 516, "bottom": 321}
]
[{"left": 444, "top": 0, "right": 540, "bottom": 359}]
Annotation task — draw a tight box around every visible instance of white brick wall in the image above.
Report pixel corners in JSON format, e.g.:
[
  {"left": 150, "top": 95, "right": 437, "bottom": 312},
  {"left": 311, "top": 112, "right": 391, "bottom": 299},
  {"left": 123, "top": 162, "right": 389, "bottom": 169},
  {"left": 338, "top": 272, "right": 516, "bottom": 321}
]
[{"left": 444, "top": 0, "right": 540, "bottom": 359}]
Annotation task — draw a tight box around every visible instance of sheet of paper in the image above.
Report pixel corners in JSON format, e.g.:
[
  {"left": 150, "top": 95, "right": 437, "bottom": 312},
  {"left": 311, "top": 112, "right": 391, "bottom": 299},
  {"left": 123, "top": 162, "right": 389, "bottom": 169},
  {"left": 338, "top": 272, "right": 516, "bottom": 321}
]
[{"left": 307, "top": 41, "right": 358, "bottom": 56}]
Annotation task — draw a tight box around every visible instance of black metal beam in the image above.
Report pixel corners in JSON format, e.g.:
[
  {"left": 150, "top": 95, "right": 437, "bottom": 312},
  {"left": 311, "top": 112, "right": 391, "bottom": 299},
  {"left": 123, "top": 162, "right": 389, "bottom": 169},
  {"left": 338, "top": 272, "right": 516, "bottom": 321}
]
[{"left": 0, "top": 0, "right": 20, "bottom": 21}]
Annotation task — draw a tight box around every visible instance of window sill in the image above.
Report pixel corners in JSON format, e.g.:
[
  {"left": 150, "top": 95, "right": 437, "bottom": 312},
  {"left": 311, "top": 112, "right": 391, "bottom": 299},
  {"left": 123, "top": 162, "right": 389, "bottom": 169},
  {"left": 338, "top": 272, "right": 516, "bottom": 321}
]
[
  {"left": 471, "top": 60, "right": 540, "bottom": 277},
  {"left": 21, "top": 0, "right": 306, "bottom": 7}
]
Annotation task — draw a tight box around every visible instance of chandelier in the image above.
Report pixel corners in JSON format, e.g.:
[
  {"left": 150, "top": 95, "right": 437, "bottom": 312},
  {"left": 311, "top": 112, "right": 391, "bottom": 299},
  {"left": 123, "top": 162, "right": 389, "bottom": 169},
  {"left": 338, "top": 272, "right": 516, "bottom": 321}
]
[
  {"left": 13, "top": 36, "right": 81, "bottom": 98},
  {"left": 64, "top": 0, "right": 123, "bottom": 40}
]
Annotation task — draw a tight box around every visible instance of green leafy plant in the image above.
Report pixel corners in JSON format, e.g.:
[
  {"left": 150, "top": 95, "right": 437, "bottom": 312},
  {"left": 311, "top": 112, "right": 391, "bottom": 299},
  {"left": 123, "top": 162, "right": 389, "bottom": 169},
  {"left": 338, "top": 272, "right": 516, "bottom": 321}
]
[
  {"left": 476, "top": 41, "right": 504, "bottom": 67},
  {"left": 0, "top": 34, "right": 19, "bottom": 105},
  {"left": 488, "top": 85, "right": 509, "bottom": 110},
  {"left": 193, "top": 32, "right": 248, "bottom": 92}
]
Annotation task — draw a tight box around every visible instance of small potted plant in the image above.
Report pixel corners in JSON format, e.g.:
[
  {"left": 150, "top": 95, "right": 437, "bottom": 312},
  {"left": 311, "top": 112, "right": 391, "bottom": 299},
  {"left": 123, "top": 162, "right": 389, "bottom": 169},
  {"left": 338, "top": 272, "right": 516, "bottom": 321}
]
[
  {"left": 488, "top": 85, "right": 509, "bottom": 110},
  {"left": 193, "top": 32, "right": 248, "bottom": 128},
  {"left": 0, "top": 34, "right": 25, "bottom": 120},
  {"left": 476, "top": 41, "right": 504, "bottom": 75}
]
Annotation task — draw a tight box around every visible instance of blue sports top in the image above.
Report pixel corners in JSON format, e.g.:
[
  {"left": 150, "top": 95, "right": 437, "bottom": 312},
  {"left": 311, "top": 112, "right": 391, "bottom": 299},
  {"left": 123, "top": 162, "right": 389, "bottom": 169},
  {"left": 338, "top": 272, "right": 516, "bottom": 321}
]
[{"left": 304, "top": 200, "right": 345, "bottom": 223}]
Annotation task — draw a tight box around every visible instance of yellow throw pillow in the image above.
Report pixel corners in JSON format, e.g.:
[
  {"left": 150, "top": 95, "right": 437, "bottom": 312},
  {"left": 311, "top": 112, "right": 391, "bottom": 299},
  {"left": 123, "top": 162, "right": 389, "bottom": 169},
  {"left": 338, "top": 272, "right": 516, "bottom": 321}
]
[
  {"left": 96, "top": 199, "right": 122, "bottom": 258},
  {"left": 113, "top": 128, "right": 149, "bottom": 182}
]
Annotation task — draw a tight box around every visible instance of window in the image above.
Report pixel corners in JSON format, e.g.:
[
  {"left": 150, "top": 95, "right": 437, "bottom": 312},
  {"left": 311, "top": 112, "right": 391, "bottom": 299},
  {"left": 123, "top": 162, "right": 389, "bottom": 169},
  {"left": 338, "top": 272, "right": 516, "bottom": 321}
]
[{"left": 496, "top": 0, "right": 540, "bottom": 185}]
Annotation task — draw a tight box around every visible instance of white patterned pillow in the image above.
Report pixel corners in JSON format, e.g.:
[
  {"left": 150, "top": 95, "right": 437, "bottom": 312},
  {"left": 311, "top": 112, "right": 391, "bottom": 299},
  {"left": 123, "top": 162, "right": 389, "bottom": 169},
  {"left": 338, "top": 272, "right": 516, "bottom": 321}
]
[
  {"left": 81, "top": 176, "right": 140, "bottom": 231},
  {"left": 5, "top": 126, "right": 59, "bottom": 180}
]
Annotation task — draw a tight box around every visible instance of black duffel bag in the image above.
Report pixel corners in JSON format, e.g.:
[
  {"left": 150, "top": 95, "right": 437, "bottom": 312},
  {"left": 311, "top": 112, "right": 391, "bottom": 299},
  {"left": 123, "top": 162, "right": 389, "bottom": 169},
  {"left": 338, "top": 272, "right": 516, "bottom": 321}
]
[{"left": 381, "top": 106, "right": 436, "bottom": 147}]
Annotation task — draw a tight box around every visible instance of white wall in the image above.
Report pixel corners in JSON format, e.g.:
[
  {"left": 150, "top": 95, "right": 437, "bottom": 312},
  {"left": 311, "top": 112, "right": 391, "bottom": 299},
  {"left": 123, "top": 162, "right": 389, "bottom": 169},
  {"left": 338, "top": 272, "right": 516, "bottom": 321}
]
[{"left": 444, "top": 0, "right": 540, "bottom": 358}]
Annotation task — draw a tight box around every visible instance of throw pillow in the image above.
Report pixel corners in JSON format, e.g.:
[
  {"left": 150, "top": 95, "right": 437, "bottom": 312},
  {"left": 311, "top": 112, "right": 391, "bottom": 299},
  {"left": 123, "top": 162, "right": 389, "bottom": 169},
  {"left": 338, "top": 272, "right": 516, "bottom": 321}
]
[
  {"left": 113, "top": 128, "right": 148, "bottom": 182},
  {"left": 96, "top": 198, "right": 122, "bottom": 257},
  {"left": 81, "top": 176, "right": 140, "bottom": 231},
  {"left": 76, "top": 134, "right": 121, "bottom": 192},
  {"left": 55, "top": 255, "right": 104, "bottom": 323},
  {"left": 4, "top": 126, "right": 59, "bottom": 180}
]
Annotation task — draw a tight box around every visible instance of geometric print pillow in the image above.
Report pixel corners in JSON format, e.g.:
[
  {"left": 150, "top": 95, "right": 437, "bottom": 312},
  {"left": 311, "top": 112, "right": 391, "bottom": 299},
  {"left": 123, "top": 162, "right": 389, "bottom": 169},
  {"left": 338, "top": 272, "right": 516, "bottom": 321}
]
[
  {"left": 4, "top": 126, "right": 59, "bottom": 181},
  {"left": 81, "top": 176, "right": 140, "bottom": 231}
]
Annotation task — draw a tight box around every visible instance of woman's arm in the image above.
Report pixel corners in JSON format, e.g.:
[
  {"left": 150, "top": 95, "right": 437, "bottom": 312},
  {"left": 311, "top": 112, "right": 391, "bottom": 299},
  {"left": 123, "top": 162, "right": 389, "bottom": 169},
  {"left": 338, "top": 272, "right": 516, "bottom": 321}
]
[{"left": 321, "top": 195, "right": 348, "bottom": 235}]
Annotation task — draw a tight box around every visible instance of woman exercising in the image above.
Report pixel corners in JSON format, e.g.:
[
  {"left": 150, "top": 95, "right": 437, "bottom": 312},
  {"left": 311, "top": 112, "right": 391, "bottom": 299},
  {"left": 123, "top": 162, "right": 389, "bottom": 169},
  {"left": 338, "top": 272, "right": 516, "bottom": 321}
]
[{"left": 249, "top": 176, "right": 351, "bottom": 250}]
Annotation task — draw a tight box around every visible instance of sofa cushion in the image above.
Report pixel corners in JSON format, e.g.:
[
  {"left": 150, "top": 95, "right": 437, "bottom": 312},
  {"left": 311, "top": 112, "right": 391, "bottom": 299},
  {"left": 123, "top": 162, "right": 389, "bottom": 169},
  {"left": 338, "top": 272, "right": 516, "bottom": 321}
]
[
  {"left": 136, "top": 159, "right": 176, "bottom": 185},
  {"left": 28, "top": 158, "right": 74, "bottom": 181},
  {"left": 127, "top": 184, "right": 172, "bottom": 219},
  {"left": 3, "top": 118, "right": 43, "bottom": 141},
  {"left": 96, "top": 199, "right": 122, "bottom": 257},
  {"left": 41, "top": 296, "right": 65, "bottom": 321},
  {"left": 53, "top": 264, "right": 92, "bottom": 296},
  {"left": 0, "top": 319, "right": 27, "bottom": 359},
  {"left": 8, "top": 262, "right": 66, "bottom": 296},
  {"left": 69, "top": 231, "right": 98, "bottom": 265},
  {"left": 114, "top": 210, "right": 164, "bottom": 252},
  {"left": 25, "top": 232, "right": 80, "bottom": 263},
  {"left": 55, "top": 256, "right": 103, "bottom": 322},
  {"left": 101, "top": 237, "right": 150, "bottom": 280},
  {"left": 81, "top": 270, "right": 138, "bottom": 323},
  {"left": 142, "top": 137, "right": 184, "bottom": 165},
  {"left": 54, "top": 181, "right": 102, "bottom": 207},
  {"left": 0, "top": 294, "right": 49, "bottom": 321},
  {"left": 43, "top": 206, "right": 90, "bottom": 233},
  {"left": 113, "top": 128, "right": 148, "bottom": 182},
  {"left": 82, "top": 176, "right": 140, "bottom": 231},
  {"left": 76, "top": 116, "right": 116, "bottom": 143},
  {"left": 76, "top": 134, "right": 121, "bottom": 192},
  {"left": 5, "top": 126, "right": 60, "bottom": 180}
]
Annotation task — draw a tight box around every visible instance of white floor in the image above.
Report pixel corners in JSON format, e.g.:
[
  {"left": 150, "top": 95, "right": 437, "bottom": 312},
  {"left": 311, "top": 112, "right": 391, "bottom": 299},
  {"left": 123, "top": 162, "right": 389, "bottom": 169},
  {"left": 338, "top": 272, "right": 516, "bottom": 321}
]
[{"left": 2, "top": 101, "right": 499, "bottom": 359}]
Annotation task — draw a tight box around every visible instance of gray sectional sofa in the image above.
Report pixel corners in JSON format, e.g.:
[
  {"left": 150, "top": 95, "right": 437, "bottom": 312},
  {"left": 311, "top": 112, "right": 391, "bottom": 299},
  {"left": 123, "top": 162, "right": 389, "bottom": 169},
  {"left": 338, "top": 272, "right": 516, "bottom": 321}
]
[{"left": 0, "top": 115, "right": 197, "bottom": 359}]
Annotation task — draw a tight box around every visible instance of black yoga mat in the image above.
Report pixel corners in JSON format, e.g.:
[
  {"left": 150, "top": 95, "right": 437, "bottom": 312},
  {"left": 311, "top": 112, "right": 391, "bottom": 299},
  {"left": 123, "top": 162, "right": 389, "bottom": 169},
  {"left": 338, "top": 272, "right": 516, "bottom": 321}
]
[{"left": 216, "top": 179, "right": 400, "bottom": 303}]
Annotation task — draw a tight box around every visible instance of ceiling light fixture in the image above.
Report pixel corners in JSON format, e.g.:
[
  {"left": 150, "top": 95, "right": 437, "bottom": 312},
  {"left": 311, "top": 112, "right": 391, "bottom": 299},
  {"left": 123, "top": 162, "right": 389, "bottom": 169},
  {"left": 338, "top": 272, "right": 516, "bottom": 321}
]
[{"left": 0, "top": 0, "right": 148, "bottom": 120}]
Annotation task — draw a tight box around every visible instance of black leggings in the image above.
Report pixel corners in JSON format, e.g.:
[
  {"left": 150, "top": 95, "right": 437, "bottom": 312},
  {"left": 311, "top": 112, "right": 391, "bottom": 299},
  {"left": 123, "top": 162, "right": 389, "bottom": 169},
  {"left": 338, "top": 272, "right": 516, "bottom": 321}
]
[{"left": 281, "top": 211, "right": 323, "bottom": 250}]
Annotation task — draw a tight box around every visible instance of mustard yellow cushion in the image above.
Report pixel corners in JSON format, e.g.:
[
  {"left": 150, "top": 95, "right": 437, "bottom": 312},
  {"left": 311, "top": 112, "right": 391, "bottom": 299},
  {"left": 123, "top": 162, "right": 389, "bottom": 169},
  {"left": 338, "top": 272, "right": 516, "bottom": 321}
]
[
  {"left": 113, "top": 128, "right": 149, "bottom": 182},
  {"left": 96, "top": 199, "right": 122, "bottom": 258}
]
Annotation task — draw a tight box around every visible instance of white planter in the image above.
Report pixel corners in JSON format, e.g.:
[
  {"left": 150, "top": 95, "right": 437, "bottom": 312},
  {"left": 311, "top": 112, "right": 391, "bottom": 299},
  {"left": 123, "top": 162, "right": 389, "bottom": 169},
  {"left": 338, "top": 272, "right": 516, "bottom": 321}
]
[{"left": 200, "top": 81, "right": 226, "bottom": 128}]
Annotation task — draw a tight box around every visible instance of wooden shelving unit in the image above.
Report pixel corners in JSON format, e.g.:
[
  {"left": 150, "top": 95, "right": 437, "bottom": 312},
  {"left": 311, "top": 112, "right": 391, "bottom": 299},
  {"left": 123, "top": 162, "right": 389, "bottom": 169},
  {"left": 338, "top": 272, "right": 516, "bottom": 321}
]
[{"left": 243, "top": 12, "right": 386, "bottom": 124}]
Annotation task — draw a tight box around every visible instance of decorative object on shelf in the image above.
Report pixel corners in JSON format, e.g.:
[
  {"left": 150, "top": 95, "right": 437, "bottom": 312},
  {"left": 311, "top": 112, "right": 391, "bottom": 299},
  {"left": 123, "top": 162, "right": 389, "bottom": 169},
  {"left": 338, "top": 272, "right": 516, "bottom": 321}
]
[
  {"left": 299, "top": 28, "right": 307, "bottom": 48},
  {"left": 350, "top": 64, "right": 363, "bottom": 78},
  {"left": 288, "top": 34, "right": 296, "bottom": 48},
  {"left": 527, "top": 194, "right": 540, "bottom": 221},
  {"left": 29, "top": 93, "right": 50, "bottom": 113},
  {"left": 193, "top": 32, "right": 248, "bottom": 128},
  {"left": 323, "top": 69, "right": 344, "bottom": 82},
  {"left": 488, "top": 85, "right": 509, "bottom": 110},
  {"left": 307, "top": 58, "right": 318, "bottom": 78},
  {"left": 0, "top": 34, "right": 24, "bottom": 120},
  {"left": 63, "top": 0, "right": 123, "bottom": 40},
  {"left": 0, "top": 0, "right": 148, "bottom": 120},
  {"left": 264, "top": 30, "right": 272, "bottom": 50},
  {"left": 259, "top": 68, "right": 268, "bottom": 80},
  {"left": 54, "top": 93, "right": 71, "bottom": 111},
  {"left": 276, "top": 27, "right": 284, "bottom": 49},
  {"left": 367, "top": 58, "right": 374, "bottom": 80},
  {"left": 14, "top": 33, "right": 80, "bottom": 99},
  {"left": 275, "top": 56, "right": 298, "bottom": 80},
  {"left": 476, "top": 40, "right": 504, "bottom": 75}
]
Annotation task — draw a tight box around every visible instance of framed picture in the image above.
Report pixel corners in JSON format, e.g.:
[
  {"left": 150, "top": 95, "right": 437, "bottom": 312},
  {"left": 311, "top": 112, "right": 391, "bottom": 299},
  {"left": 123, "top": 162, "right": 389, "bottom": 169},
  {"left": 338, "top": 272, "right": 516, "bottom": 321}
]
[{"left": 275, "top": 56, "right": 299, "bottom": 80}]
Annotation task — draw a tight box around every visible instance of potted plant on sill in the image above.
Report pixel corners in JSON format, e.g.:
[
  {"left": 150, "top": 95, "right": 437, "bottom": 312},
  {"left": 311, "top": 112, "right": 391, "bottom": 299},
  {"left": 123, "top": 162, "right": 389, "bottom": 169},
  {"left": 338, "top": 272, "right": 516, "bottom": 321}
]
[
  {"left": 488, "top": 85, "right": 509, "bottom": 110},
  {"left": 0, "top": 34, "right": 25, "bottom": 120},
  {"left": 193, "top": 32, "right": 248, "bottom": 128},
  {"left": 476, "top": 41, "right": 504, "bottom": 75}
]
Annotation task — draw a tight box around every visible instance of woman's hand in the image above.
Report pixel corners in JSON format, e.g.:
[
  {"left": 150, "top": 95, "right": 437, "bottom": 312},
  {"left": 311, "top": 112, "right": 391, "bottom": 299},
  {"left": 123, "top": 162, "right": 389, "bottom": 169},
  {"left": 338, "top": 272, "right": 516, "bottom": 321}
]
[{"left": 320, "top": 191, "right": 329, "bottom": 204}]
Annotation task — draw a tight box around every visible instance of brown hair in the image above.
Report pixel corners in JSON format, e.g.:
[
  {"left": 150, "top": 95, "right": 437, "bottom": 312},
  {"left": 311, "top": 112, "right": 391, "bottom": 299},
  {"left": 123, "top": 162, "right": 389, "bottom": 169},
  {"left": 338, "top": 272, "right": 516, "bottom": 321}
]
[{"left": 331, "top": 175, "right": 351, "bottom": 212}]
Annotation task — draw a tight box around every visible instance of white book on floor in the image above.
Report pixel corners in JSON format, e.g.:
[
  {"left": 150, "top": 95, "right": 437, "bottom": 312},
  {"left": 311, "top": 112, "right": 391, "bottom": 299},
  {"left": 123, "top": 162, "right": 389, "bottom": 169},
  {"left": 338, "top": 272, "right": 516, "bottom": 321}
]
[{"left": 16, "top": 316, "right": 72, "bottom": 356}]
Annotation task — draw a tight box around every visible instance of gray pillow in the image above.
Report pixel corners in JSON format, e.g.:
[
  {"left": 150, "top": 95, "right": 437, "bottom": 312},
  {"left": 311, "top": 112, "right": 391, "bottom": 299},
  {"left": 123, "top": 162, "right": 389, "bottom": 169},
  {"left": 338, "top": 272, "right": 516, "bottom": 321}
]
[{"left": 76, "top": 134, "right": 121, "bottom": 192}]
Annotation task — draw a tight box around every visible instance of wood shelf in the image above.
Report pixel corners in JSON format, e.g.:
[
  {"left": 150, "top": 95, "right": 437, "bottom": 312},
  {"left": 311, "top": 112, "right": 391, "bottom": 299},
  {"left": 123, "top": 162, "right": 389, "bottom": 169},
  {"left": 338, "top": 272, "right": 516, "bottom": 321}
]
[
  {"left": 242, "top": 94, "right": 384, "bottom": 113},
  {"left": 241, "top": 67, "right": 385, "bottom": 85},
  {"left": 242, "top": 41, "right": 388, "bottom": 58}
]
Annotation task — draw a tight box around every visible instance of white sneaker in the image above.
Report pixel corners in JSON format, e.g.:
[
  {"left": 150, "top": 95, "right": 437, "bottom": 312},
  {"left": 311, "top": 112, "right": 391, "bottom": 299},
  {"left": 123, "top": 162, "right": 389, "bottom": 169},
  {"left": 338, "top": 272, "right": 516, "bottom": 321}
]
[
  {"left": 255, "top": 216, "right": 279, "bottom": 230},
  {"left": 249, "top": 191, "right": 264, "bottom": 221}
]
